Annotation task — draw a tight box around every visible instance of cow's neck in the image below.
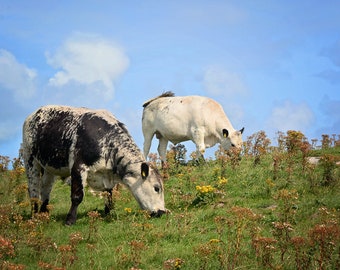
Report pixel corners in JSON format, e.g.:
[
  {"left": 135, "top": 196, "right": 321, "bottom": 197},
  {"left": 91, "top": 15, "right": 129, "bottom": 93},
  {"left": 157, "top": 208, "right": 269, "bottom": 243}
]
[{"left": 110, "top": 146, "right": 144, "bottom": 179}]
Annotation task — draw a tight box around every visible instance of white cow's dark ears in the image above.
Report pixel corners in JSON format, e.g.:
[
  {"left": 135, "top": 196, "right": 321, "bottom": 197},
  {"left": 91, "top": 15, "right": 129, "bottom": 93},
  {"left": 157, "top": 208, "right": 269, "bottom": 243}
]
[
  {"left": 141, "top": 162, "right": 149, "bottom": 180},
  {"left": 240, "top": 127, "right": 245, "bottom": 134},
  {"left": 222, "top": 129, "right": 228, "bottom": 138}
]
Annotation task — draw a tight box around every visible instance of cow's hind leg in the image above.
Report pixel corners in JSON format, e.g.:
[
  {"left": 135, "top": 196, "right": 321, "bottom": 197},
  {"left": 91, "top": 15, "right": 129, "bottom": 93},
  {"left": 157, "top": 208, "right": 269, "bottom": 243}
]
[
  {"left": 26, "top": 159, "right": 42, "bottom": 214},
  {"left": 66, "top": 165, "right": 86, "bottom": 225},
  {"left": 143, "top": 133, "right": 154, "bottom": 160},
  {"left": 40, "top": 171, "right": 56, "bottom": 212},
  {"left": 157, "top": 136, "right": 168, "bottom": 167}
]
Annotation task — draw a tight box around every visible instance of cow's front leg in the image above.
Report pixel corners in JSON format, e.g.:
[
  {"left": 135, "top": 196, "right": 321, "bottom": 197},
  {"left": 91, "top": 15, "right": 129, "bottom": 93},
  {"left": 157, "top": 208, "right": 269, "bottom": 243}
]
[
  {"left": 192, "top": 130, "right": 206, "bottom": 162},
  {"left": 66, "top": 165, "right": 86, "bottom": 225},
  {"left": 104, "top": 188, "right": 113, "bottom": 214}
]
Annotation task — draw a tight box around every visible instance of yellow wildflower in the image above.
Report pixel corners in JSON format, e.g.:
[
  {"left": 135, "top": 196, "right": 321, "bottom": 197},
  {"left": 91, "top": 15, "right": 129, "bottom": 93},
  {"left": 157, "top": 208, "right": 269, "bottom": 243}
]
[
  {"left": 196, "top": 185, "right": 215, "bottom": 194},
  {"left": 209, "top": 238, "right": 220, "bottom": 243},
  {"left": 218, "top": 176, "right": 228, "bottom": 185},
  {"left": 266, "top": 178, "right": 275, "bottom": 188}
]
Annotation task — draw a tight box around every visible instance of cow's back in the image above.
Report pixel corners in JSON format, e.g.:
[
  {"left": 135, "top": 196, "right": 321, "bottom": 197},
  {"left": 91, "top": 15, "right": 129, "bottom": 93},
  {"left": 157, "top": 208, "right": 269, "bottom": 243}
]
[
  {"left": 143, "top": 95, "right": 230, "bottom": 138},
  {"left": 23, "top": 106, "right": 81, "bottom": 170},
  {"left": 22, "top": 105, "right": 128, "bottom": 172}
]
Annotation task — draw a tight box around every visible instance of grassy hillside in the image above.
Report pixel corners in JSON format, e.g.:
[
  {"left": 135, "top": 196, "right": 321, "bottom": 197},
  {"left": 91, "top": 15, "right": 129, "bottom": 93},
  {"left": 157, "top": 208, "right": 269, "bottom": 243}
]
[{"left": 0, "top": 131, "right": 339, "bottom": 269}]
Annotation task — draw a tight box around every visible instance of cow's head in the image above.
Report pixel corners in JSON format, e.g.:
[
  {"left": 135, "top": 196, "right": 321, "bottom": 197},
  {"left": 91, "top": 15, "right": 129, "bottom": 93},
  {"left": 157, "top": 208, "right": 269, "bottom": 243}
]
[
  {"left": 221, "top": 127, "right": 244, "bottom": 150},
  {"left": 124, "top": 162, "right": 166, "bottom": 217}
]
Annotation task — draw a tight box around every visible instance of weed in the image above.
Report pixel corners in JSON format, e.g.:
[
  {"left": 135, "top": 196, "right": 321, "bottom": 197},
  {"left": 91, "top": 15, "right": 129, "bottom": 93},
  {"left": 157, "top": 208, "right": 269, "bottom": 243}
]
[
  {"left": 0, "top": 133, "right": 339, "bottom": 269},
  {"left": 245, "top": 130, "right": 271, "bottom": 166},
  {"left": 252, "top": 236, "right": 278, "bottom": 269},
  {"left": 163, "top": 257, "right": 185, "bottom": 269},
  {"left": 319, "top": 154, "right": 338, "bottom": 186},
  {"left": 87, "top": 211, "right": 102, "bottom": 242}
]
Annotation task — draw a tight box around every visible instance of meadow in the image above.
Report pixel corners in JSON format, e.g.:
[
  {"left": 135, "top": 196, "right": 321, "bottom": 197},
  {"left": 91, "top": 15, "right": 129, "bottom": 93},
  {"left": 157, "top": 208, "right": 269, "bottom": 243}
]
[{"left": 0, "top": 131, "right": 339, "bottom": 270}]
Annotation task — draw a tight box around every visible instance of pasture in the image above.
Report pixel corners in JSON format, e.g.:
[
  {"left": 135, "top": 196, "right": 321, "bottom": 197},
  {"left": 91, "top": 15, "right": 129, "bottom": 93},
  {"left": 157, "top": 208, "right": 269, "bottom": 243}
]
[{"left": 0, "top": 131, "right": 339, "bottom": 269}]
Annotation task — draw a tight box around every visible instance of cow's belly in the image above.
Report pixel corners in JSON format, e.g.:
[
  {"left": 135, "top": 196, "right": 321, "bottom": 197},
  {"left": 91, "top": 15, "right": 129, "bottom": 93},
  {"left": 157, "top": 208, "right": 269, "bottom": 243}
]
[
  {"left": 42, "top": 165, "right": 70, "bottom": 178},
  {"left": 157, "top": 128, "right": 191, "bottom": 144},
  {"left": 86, "top": 170, "right": 118, "bottom": 191},
  {"left": 168, "top": 136, "right": 190, "bottom": 145}
]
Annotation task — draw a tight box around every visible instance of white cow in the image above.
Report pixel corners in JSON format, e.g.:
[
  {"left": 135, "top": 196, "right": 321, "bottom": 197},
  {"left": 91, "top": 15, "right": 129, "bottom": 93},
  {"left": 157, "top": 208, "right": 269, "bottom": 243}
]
[{"left": 142, "top": 92, "right": 244, "bottom": 162}]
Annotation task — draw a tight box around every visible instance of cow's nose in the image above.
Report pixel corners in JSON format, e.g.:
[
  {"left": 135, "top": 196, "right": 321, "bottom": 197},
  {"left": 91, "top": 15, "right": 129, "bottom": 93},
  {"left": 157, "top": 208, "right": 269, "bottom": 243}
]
[{"left": 150, "top": 209, "right": 166, "bottom": 218}]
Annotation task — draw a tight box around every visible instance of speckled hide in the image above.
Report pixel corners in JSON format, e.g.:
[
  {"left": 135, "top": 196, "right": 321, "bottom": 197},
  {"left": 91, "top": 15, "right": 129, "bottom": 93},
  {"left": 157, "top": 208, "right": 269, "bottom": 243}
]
[{"left": 22, "top": 105, "right": 165, "bottom": 225}]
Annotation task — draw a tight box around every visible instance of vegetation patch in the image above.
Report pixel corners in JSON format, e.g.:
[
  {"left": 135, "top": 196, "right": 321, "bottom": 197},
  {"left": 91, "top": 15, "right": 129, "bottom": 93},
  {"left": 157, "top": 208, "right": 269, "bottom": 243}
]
[{"left": 0, "top": 131, "right": 339, "bottom": 269}]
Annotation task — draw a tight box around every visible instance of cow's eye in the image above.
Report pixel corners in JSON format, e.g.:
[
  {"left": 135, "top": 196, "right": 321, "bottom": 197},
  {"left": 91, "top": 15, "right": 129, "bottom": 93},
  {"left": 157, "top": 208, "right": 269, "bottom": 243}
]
[{"left": 154, "top": 185, "right": 160, "bottom": 193}]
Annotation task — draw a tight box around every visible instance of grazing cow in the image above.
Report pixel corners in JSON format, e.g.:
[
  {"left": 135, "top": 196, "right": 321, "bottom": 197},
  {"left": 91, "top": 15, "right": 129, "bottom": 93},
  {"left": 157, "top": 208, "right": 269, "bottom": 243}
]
[
  {"left": 22, "top": 105, "right": 166, "bottom": 225},
  {"left": 142, "top": 92, "right": 244, "bottom": 162}
]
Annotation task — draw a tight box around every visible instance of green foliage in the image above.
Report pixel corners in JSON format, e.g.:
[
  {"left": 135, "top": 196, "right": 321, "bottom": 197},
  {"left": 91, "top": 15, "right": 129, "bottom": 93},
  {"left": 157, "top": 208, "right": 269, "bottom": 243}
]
[{"left": 0, "top": 132, "right": 340, "bottom": 269}]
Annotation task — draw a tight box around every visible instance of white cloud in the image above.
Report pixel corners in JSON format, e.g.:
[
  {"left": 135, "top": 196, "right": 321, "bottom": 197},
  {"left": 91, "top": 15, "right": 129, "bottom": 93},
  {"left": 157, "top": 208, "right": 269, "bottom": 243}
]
[
  {"left": 0, "top": 49, "right": 37, "bottom": 101},
  {"left": 203, "top": 65, "right": 247, "bottom": 97},
  {"left": 267, "top": 100, "right": 314, "bottom": 132},
  {"left": 46, "top": 34, "right": 130, "bottom": 100}
]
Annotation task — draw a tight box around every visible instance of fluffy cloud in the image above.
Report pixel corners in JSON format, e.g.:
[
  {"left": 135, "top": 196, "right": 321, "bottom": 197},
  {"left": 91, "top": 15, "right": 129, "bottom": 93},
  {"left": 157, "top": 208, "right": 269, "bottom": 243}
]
[
  {"left": 46, "top": 34, "right": 130, "bottom": 100},
  {"left": 203, "top": 65, "right": 247, "bottom": 97},
  {"left": 0, "top": 49, "right": 37, "bottom": 101},
  {"left": 267, "top": 100, "right": 314, "bottom": 132}
]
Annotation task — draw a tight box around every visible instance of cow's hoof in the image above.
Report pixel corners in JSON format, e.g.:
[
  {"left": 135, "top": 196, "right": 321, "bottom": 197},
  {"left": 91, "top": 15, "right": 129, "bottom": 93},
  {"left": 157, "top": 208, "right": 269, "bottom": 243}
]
[
  {"left": 150, "top": 209, "right": 166, "bottom": 218},
  {"left": 65, "top": 220, "right": 75, "bottom": 226},
  {"left": 65, "top": 214, "right": 76, "bottom": 226}
]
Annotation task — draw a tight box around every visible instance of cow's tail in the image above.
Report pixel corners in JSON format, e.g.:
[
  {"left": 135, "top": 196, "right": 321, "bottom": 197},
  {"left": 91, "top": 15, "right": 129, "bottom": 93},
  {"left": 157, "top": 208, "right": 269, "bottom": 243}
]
[{"left": 142, "top": 91, "right": 175, "bottom": 108}]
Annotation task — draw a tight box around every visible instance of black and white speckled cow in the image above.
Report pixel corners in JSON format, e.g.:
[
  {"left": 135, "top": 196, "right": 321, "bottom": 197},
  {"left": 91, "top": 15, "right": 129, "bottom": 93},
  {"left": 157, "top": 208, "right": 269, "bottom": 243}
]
[{"left": 22, "top": 105, "right": 166, "bottom": 225}]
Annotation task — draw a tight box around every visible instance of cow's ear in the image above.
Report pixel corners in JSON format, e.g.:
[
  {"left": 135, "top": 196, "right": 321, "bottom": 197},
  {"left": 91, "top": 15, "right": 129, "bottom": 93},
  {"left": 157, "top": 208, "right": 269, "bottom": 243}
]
[
  {"left": 222, "top": 129, "right": 229, "bottom": 138},
  {"left": 240, "top": 127, "right": 245, "bottom": 134},
  {"left": 141, "top": 162, "right": 149, "bottom": 180}
]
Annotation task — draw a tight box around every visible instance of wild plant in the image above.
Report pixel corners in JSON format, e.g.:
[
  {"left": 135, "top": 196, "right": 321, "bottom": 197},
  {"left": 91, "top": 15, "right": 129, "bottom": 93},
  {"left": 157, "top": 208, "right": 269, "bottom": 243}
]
[
  {"left": 168, "top": 144, "right": 187, "bottom": 167},
  {"left": 272, "top": 150, "right": 284, "bottom": 181},
  {"left": 319, "top": 154, "right": 337, "bottom": 186},
  {"left": 309, "top": 223, "right": 340, "bottom": 269},
  {"left": 129, "top": 240, "right": 147, "bottom": 268},
  {"left": 321, "top": 134, "right": 332, "bottom": 149},
  {"left": 285, "top": 130, "right": 306, "bottom": 154},
  {"left": 272, "top": 221, "right": 294, "bottom": 263},
  {"left": 290, "top": 236, "right": 311, "bottom": 270},
  {"left": 87, "top": 211, "right": 102, "bottom": 242},
  {"left": 274, "top": 130, "right": 309, "bottom": 183},
  {"left": 115, "top": 239, "right": 147, "bottom": 269},
  {"left": 192, "top": 184, "right": 216, "bottom": 206},
  {"left": 24, "top": 212, "right": 54, "bottom": 254},
  {"left": 273, "top": 189, "right": 299, "bottom": 224},
  {"left": 252, "top": 236, "right": 278, "bottom": 269},
  {"left": 269, "top": 188, "right": 299, "bottom": 265},
  {"left": 0, "top": 155, "right": 10, "bottom": 172},
  {"left": 0, "top": 236, "right": 15, "bottom": 261},
  {"left": 59, "top": 232, "right": 83, "bottom": 268},
  {"left": 1, "top": 260, "right": 26, "bottom": 270},
  {"left": 213, "top": 207, "right": 262, "bottom": 269},
  {"left": 307, "top": 207, "right": 340, "bottom": 269},
  {"left": 163, "top": 257, "right": 185, "bottom": 269},
  {"left": 245, "top": 130, "right": 271, "bottom": 166},
  {"left": 194, "top": 240, "right": 222, "bottom": 270}
]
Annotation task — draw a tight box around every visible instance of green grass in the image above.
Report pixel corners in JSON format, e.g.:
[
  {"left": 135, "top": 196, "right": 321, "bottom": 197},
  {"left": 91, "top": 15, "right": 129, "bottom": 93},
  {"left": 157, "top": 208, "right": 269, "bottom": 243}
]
[{"left": 1, "top": 144, "right": 340, "bottom": 269}]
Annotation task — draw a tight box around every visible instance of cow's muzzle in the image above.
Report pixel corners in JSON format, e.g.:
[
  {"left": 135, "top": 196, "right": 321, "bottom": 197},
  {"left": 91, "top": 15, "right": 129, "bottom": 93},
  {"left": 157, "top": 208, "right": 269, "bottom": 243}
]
[{"left": 150, "top": 209, "right": 166, "bottom": 218}]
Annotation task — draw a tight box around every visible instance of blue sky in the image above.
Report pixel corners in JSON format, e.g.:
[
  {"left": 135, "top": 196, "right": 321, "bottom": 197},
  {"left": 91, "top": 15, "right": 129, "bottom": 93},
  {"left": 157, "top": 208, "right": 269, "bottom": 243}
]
[{"left": 1, "top": 0, "right": 340, "bottom": 160}]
